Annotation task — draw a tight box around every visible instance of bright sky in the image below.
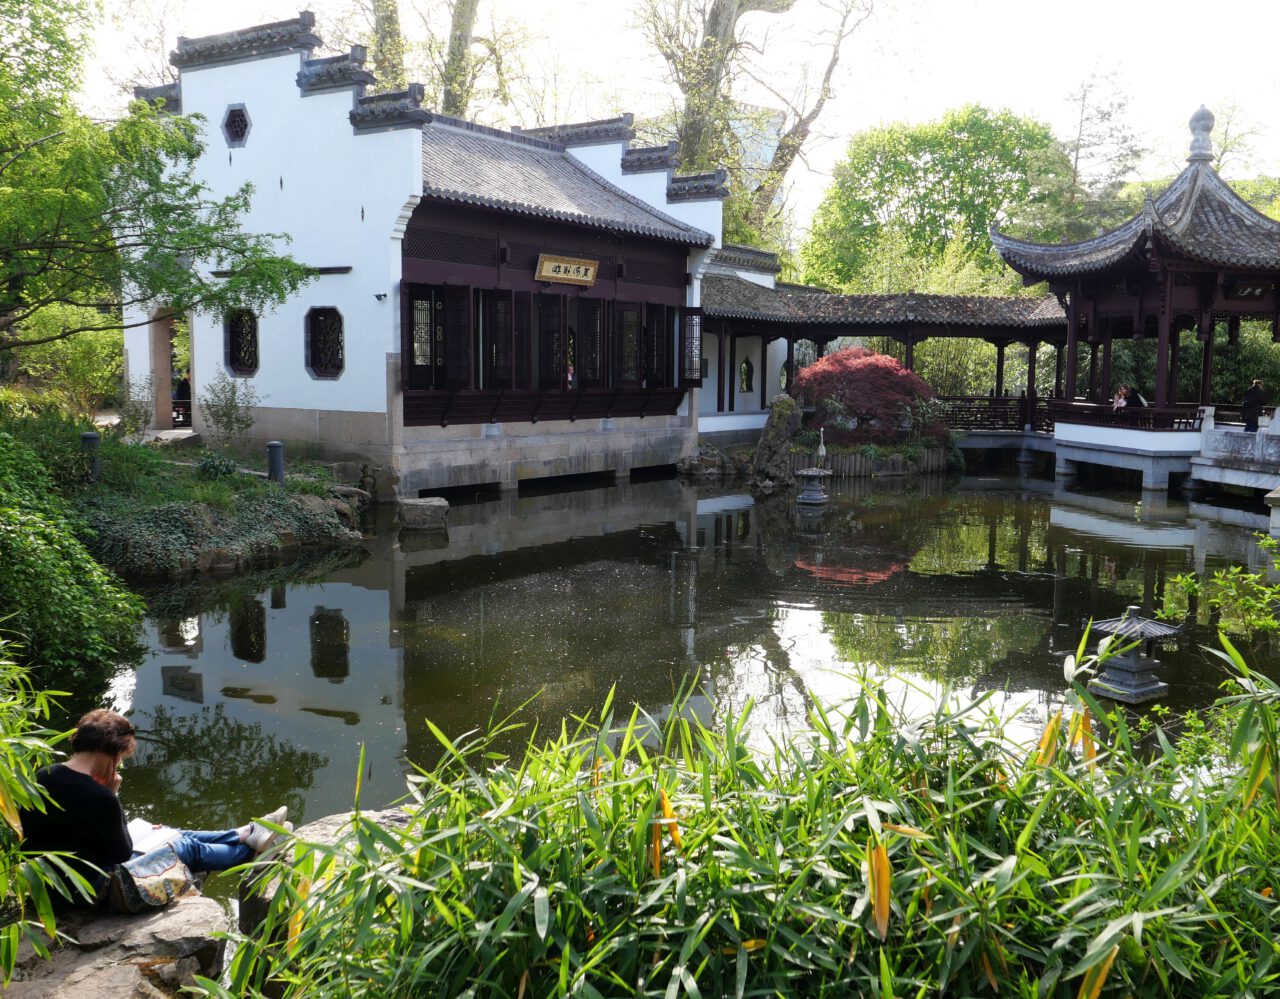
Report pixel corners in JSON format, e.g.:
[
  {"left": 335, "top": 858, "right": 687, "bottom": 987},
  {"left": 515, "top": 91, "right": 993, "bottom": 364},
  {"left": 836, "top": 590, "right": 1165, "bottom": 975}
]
[{"left": 82, "top": 0, "right": 1280, "bottom": 241}]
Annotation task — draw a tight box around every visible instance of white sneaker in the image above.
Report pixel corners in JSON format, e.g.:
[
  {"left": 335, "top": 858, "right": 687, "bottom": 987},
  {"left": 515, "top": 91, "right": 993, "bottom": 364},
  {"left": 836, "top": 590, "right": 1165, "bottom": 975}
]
[{"left": 245, "top": 806, "right": 289, "bottom": 853}]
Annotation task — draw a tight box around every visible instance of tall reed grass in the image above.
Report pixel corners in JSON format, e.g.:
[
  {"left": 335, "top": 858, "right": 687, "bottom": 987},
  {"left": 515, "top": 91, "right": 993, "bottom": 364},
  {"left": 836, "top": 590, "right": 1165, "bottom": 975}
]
[{"left": 205, "top": 634, "right": 1280, "bottom": 998}]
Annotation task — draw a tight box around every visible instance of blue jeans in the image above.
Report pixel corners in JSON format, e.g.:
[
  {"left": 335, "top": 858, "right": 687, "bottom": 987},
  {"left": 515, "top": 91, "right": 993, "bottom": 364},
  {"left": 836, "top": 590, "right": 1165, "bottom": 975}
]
[{"left": 170, "top": 830, "right": 254, "bottom": 872}]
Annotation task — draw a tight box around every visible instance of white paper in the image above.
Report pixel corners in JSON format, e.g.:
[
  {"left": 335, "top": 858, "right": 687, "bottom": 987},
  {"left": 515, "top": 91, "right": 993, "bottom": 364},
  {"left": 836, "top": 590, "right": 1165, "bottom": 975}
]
[{"left": 127, "top": 818, "right": 181, "bottom": 855}]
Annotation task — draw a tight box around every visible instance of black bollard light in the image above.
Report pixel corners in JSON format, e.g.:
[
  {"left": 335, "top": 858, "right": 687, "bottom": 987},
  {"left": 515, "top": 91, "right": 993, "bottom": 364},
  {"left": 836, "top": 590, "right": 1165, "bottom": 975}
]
[
  {"left": 81, "top": 430, "right": 101, "bottom": 482},
  {"left": 267, "top": 440, "right": 285, "bottom": 484}
]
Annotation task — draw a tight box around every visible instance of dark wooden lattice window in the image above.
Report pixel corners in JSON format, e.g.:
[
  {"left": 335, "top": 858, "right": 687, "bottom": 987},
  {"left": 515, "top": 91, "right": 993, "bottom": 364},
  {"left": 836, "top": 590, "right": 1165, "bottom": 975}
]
[
  {"left": 576, "top": 298, "right": 603, "bottom": 388},
  {"left": 513, "top": 292, "right": 531, "bottom": 389},
  {"left": 538, "top": 294, "right": 565, "bottom": 389},
  {"left": 222, "top": 104, "right": 251, "bottom": 147},
  {"left": 613, "top": 302, "right": 640, "bottom": 386},
  {"left": 443, "top": 286, "right": 471, "bottom": 389},
  {"left": 491, "top": 291, "right": 514, "bottom": 389},
  {"left": 306, "top": 308, "right": 344, "bottom": 379},
  {"left": 642, "top": 305, "right": 668, "bottom": 388},
  {"left": 225, "top": 309, "right": 259, "bottom": 376},
  {"left": 680, "top": 307, "right": 702, "bottom": 387}
]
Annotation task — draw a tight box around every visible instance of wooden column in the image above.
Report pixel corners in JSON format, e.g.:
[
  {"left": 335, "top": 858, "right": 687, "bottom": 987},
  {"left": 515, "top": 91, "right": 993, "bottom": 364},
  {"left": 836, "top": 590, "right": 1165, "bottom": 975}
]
[
  {"left": 785, "top": 336, "right": 795, "bottom": 394},
  {"left": 1065, "top": 290, "right": 1079, "bottom": 399},
  {"left": 716, "top": 329, "right": 726, "bottom": 413},
  {"left": 1155, "top": 275, "right": 1172, "bottom": 409},
  {"left": 995, "top": 342, "right": 1006, "bottom": 396},
  {"left": 904, "top": 333, "right": 915, "bottom": 370},
  {"left": 1199, "top": 322, "right": 1216, "bottom": 405},
  {"left": 1025, "top": 340, "right": 1038, "bottom": 427},
  {"left": 727, "top": 333, "right": 737, "bottom": 412},
  {"left": 760, "top": 338, "right": 768, "bottom": 410},
  {"left": 1088, "top": 341, "right": 1099, "bottom": 401},
  {"left": 1168, "top": 327, "right": 1180, "bottom": 404},
  {"left": 1101, "top": 324, "right": 1112, "bottom": 402},
  {"left": 1054, "top": 344, "right": 1064, "bottom": 397}
]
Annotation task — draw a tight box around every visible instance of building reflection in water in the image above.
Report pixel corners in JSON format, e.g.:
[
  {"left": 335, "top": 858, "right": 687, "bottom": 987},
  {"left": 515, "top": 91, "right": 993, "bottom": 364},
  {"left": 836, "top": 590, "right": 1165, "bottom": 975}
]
[
  {"left": 228, "top": 595, "right": 266, "bottom": 663},
  {"left": 121, "top": 475, "right": 1280, "bottom": 830},
  {"left": 309, "top": 607, "right": 350, "bottom": 683}
]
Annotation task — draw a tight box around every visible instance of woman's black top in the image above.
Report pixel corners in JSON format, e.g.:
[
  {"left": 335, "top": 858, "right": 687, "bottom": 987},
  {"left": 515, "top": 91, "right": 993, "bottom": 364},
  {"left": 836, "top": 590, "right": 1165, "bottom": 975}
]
[{"left": 19, "top": 765, "right": 133, "bottom": 901}]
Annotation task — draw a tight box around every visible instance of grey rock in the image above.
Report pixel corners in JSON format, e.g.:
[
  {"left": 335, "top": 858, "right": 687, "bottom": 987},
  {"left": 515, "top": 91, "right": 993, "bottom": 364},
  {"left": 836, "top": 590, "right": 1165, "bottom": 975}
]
[
  {"left": 750, "top": 395, "right": 802, "bottom": 490},
  {"left": 397, "top": 496, "right": 449, "bottom": 531},
  {"left": 8, "top": 895, "right": 229, "bottom": 998}
]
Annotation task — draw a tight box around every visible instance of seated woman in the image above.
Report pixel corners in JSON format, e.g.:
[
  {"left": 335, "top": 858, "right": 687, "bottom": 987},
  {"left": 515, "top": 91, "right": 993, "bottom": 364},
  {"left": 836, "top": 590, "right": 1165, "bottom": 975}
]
[{"left": 19, "top": 709, "right": 291, "bottom": 906}]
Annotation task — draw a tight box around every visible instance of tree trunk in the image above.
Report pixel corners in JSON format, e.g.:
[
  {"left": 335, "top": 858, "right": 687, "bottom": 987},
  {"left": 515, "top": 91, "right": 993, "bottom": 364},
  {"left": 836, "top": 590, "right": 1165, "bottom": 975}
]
[
  {"left": 370, "top": 0, "right": 406, "bottom": 91},
  {"left": 440, "top": 0, "right": 481, "bottom": 117}
]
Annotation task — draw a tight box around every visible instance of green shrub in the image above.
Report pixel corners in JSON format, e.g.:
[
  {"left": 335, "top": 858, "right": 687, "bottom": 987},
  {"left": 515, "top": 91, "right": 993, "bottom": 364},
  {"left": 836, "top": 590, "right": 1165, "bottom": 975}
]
[
  {"left": 211, "top": 638, "right": 1280, "bottom": 999},
  {"left": 0, "top": 432, "right": 142, "bottom": 677},
  {"left": 198, "top": 371, "right": 261, "bottom": 451},
  {"left": 10, "top": 310, "right": 124, "bottom": 418},
  {"left": 190, "top": 479, "right": 236, "bottom": 510},
  {"left": 197, "top": 452, "right": 240, "bottom": 480},
  {"left": 0, "top": 397, "right": 91, "bottom": 495}
]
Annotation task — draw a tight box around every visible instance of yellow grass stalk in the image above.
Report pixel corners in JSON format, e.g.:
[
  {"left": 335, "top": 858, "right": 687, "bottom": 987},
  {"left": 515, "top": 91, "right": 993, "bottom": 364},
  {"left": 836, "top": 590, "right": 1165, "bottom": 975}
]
[
  {"left": 882, "top": 823, "right": 931, "bottom": 839},
  {"left": 1076, "top": 944, "right": 1120, "bottom": 999},
  {"left": 287, "top": 875, "right": 312, "bottom": 953},
  {"left": 1035, "top": 709, "right": 1063, "bottom": 767},
  {"left": 659, "top": 788, "right": 683, "bottom": 850},
  {"left": 517, "top": 969, "right": 529, "bottom": 999},
  {"left": 592, "top": 756, "right": 603, "bottom": 789},
  {"left": 867, "top": 835, "right": 890, "bottom": 941},
  {"left": 720, "top": 939, "right": 767, "bottom": 955},
  {"left": 0, "top": 782, "right": 22, "bottom": 836},
  {"left": 981, "top": 951, "right": 997, "bottom": 991},
  {"left": 651, "top": 820, "right": 662, "bottom": 878},
  {"left": 1243, "top": 741, "right": 1273, "bottom": 808}
]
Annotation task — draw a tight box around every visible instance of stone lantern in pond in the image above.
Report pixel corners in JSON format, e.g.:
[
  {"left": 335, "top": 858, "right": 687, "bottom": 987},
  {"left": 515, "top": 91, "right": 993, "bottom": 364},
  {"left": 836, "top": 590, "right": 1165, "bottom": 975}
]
[
  {"left": 795, "top": 467, "right": 832, "bottom": 507},
  {"left": 1087, "top": 605, "right": 1180, "bottom": 704}
]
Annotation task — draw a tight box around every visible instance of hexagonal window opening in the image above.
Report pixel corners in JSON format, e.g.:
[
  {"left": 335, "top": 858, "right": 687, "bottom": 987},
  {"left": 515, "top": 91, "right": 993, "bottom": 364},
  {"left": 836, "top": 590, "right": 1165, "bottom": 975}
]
[{"left": 222, "top": 104, "right": 251, "bottom": 148}]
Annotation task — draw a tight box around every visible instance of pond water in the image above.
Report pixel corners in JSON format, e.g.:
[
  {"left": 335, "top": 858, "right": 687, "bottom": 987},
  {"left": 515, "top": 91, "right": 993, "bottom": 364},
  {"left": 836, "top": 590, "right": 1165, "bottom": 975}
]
[{"left": 109, "top": 473, "right": 1280, "bottom": 836}]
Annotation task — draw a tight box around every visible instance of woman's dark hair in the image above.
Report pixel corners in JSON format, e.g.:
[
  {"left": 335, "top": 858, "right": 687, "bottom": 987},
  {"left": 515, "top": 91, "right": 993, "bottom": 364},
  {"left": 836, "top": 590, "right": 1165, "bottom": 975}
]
[{"left": 70, "top": 709, "right": 137, "bottom": 758}]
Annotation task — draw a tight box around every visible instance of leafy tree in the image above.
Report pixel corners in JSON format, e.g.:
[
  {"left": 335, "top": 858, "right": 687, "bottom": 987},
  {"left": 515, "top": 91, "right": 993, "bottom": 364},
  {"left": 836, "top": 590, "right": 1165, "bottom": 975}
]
[
  {"left": 640, "top": 0, "right": 872, "bottom": 249},
  {"left": 11, "top": 306, "right": 123, "bottom": 418},
  {"left": 801, "top": 105, "right": 1076, "bottom": 290},
  {"left": 0, "top": 0, "right": 312, "bottom": 351},
  {"left": 1059, "top": 72, "right": 1146, "bottom": 236}
]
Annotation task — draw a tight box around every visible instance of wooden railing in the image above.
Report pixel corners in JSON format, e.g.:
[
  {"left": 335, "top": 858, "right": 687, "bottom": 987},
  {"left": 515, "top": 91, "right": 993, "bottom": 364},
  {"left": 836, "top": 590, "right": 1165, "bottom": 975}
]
[
  {"left": 939, "top": 396, "right": 1053, "bottom": 433},
  {"left": 1047, "top": 401, "right": 1202, "bottom": 431},
  {"left": 403, "top": 387, "right": 686, "bottom": 428}
]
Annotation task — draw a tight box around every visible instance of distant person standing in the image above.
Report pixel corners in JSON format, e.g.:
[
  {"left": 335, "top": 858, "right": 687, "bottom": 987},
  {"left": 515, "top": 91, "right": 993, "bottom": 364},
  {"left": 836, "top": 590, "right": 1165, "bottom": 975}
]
[{"left": 1242, "top": 378, "right": 1266, "bottom": 432}]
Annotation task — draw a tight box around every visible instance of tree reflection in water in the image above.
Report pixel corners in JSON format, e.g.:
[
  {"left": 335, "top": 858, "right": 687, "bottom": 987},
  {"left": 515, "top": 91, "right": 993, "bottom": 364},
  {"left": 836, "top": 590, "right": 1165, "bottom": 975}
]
[{"left": 125, "top": 704, "right": 327, "bottom": 830}]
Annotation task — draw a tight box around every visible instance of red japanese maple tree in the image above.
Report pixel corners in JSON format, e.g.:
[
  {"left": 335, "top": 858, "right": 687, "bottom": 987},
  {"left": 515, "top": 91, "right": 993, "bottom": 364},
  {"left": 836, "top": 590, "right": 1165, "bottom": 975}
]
[{"left": 791, "top": 347, "right": 941, "bottom": 444}]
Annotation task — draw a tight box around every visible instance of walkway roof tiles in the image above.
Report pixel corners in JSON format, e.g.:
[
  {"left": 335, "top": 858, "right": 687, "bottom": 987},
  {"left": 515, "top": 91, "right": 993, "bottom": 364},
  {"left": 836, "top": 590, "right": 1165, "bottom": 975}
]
[{"left": 701, "top": 274, "right": 1064, "bottom": 329}]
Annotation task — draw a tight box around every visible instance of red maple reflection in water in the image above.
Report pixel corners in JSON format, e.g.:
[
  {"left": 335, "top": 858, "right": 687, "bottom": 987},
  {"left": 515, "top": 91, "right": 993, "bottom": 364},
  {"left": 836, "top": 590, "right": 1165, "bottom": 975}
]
[{"left": 794, "top": 558, "right": 905, "bottom": 587}]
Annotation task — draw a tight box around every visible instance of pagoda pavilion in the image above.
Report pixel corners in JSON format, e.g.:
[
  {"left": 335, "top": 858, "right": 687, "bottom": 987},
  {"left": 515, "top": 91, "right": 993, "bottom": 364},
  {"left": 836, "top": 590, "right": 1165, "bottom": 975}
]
[{"left": 992, "top": 106, "right": 1280, "bottom": 412}]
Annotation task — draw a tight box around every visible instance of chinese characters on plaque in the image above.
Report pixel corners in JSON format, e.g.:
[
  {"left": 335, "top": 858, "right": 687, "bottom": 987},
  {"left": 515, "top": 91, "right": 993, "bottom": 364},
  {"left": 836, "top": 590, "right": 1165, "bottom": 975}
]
[{"left": 535, "top": 253, "right": 599, "bottom": 287}]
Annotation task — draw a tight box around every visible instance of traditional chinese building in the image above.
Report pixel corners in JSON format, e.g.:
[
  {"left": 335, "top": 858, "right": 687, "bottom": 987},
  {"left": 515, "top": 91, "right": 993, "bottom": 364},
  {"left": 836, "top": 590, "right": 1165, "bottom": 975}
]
[{"left": 124, "top": 12, "right": 721, "bottom": 496}]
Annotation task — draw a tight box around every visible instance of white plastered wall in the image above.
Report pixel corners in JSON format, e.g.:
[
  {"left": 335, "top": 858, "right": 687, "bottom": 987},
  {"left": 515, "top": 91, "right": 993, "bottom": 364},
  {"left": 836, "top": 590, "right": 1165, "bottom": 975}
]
[{"left": 123, "top": 51, "right": 423, "bottom": 421}]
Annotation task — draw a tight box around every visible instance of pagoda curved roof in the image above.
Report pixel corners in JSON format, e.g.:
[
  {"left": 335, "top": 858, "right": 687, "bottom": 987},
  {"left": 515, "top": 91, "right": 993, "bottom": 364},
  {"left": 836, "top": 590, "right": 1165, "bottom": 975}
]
[{"left": 992, "top": 158, "right": 1280, "bottom": 280}]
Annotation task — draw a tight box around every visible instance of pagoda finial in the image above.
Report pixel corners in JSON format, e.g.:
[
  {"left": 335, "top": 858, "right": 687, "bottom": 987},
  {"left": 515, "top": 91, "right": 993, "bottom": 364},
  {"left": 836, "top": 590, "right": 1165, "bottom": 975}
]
[{"left": 1188, "top": 105, "right": 1215, "bottom": 164}]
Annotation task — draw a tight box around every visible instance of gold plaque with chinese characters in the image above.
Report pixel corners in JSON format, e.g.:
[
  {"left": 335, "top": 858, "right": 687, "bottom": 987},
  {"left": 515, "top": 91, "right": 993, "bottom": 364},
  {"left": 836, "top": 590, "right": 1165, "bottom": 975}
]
[{"left": 535, "top": 253, "right": 599, "bottom": 287}]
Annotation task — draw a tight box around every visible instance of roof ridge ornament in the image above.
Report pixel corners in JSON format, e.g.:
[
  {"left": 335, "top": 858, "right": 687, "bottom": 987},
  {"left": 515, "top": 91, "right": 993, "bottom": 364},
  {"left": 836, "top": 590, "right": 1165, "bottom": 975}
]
[{"left": 1187, "top": 105, "right": 1215, "bottom": 164}]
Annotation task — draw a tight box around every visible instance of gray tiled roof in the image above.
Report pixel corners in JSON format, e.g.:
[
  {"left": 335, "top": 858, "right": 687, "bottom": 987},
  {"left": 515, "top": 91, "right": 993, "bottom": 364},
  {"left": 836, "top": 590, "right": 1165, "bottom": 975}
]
[
  {"left": 702, "top": 274, "right": 1065, "bottom": 329},
  {"left": 298, "top": 47, "right": 375, "bottom": 95},
  {"left": 622, "top": 142, "right": 679, "bottom": 174},
  {"left": 515, "top": 115, "right": 636, "bottom": 147},
  {"left": 667, "top": 168, "right": 729, "bottom": 202},
  {"left": 171, "top": 12, "right": 319, "bottom": 70},
  {"left": 713, "top": 244, "right": 780, "bottom": 273},
  {"left": 993, "top": 161, "right": 1280, "bottom": 278},
  {"left": 420, "top": 119, "right": 713, "bottom": 246},
  {"left": 134, "top": 82, "right": 180, "bottom": 113}
]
